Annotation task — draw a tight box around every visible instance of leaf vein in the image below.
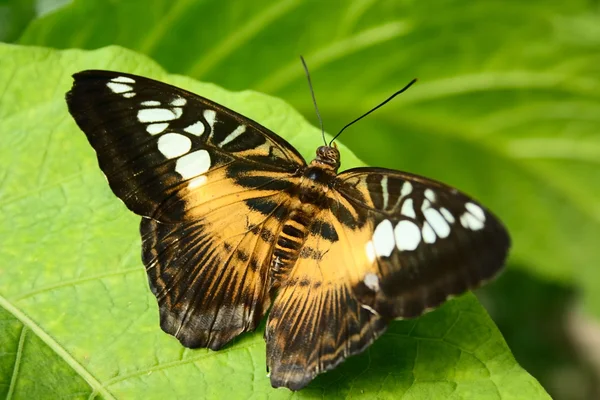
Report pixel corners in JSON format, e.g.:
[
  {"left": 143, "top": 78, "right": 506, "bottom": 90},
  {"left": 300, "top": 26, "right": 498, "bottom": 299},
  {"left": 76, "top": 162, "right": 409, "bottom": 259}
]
[
  {"left": 6, "top": 325, "right": 27, "bottom": 400},
  {"left": 0, "top": 295, "right": 115, "bottom": 400}
]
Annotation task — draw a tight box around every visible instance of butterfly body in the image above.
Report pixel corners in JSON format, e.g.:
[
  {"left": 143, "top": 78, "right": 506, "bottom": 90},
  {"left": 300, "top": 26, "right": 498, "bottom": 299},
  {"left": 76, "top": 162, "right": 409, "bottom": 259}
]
[
  {"left": 66, "top": 70, "right": 510, "bottom": 390},
  {"left": 270, "top": 147, "right": 339, "bottom": 267}
]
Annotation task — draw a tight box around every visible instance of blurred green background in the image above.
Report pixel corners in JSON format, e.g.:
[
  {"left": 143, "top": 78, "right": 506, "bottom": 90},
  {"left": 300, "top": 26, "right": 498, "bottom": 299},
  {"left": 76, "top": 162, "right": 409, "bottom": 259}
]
[{"left": 1, "top": 0, "right": 599, "bottom": 398}]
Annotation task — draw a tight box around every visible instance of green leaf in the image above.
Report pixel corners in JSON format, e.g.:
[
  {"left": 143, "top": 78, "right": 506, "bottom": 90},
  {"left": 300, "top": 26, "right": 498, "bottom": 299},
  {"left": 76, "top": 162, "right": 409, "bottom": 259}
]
[
  {"left": 0, "top": 44, "right": 546, "bottom": 399},
  {"left": 0, "top": 0, "right": 35, "bottom": 42},
  {"left": 0, "top": 0, "right": 71, "bottom": 42},
  {"left": 0, "top": 302, "right": 98, "bottom": 399}
]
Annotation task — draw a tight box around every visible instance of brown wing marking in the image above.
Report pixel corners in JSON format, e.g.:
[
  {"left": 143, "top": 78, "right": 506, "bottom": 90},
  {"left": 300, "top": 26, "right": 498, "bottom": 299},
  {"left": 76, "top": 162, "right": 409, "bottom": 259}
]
[
  {"left": 143, "top": 184, "right": 293, "bottom": 350},
  {"left": 265, "top": 200, "right": 387, "bottom": 390}
]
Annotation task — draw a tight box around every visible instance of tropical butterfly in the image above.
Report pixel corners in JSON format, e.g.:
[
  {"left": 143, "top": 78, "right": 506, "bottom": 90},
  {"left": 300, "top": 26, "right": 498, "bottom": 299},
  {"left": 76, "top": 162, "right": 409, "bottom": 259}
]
[{"left": 66, "top": 68, "right": 510, "bottom": 391}]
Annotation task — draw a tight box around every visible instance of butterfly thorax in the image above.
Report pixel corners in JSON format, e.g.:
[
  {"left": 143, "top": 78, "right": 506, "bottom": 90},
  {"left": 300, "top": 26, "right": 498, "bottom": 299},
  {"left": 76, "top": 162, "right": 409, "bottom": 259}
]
[{"left": 269, "top": 146, "right": 341, "bottom": 286}]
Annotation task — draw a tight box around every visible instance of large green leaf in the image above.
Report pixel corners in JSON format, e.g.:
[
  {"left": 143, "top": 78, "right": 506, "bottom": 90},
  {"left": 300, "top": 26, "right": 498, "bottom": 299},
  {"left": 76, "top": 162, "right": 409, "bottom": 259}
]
[
  {"left": 0, "top": 0, "right": 34, "bottom": 43},
  {"left": 17, "top": 0, "right": 600, "bottom": 318},
  {"left": 0, "top": 44, "right": 546, "bottom": 399}
]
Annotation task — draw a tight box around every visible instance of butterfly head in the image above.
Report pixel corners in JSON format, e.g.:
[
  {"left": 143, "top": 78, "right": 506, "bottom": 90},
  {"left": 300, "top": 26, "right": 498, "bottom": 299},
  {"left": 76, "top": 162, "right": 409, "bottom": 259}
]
[{"left": 312, "top": 145, "right": 341, "bottom": 172}]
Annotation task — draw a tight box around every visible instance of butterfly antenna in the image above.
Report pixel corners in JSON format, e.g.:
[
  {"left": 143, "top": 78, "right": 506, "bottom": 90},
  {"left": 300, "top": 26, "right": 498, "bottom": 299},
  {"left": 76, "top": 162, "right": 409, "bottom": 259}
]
[
  {"left": 329, "top": 78, "right": 418, "bottom": 146},
  {"left": 300, "top": 56, "right": 327, "bottom": 146}
]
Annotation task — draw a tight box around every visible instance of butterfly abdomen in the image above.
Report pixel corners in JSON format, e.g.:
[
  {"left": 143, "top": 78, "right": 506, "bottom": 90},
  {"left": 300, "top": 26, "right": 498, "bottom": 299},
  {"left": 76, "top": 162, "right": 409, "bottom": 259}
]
[
  {"left": 270, "top": 165, "right": 337, "bottom": 286},
  {"left": 271, "top": 209, "right": 314, "bottom": 285}
]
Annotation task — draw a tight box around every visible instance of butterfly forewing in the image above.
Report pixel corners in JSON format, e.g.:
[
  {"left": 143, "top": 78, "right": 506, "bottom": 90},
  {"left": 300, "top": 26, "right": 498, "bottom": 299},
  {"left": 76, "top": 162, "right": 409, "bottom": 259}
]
[
  {"left": 66, "top": 70, "right": 305, "bottom": 222},
  {"left": 67, "top": 70, "right": 510, "bottom": 391},
  {"left": 335, "top": 168, "right": 510, "bottom": 318}
]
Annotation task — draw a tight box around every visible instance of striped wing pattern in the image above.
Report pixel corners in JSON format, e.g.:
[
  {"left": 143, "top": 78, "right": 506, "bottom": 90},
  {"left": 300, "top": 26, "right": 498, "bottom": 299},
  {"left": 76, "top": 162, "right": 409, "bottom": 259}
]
[{"left": 66, "top": 71, "right": 510, "bottom": 391}]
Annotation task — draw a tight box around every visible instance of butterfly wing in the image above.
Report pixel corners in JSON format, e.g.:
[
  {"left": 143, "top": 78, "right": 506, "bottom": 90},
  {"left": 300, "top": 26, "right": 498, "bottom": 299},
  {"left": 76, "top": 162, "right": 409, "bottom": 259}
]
[
  {"left": 67, "top": 70, "right": 306, "bottom": 349},
  {"left": 266, "top": 167, "right": 509, "bottom": 389},
  {"left": 266, "top": 205, "right": 388, "bottom": 390},
  {"left": 337, "top": 168, "right": 510, "bottom": 318}
]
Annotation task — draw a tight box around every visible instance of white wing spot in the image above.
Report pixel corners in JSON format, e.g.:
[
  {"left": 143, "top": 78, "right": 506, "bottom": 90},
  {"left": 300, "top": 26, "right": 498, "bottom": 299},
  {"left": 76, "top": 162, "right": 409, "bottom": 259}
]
[
  {"left": 424, "top": 189, "right": 436, "bottom": 202},
  {"left": 123, "top": 92, "right": 136, "bottom": 98},
  {"left": 360, "top": 304, "right": 380, "bottom": 316},
  {"left": 188, "top": 175, "right": 208, "bottom": 189},
  {"left": 157, "top": 133, "right": 192, "bottom": 159},
  {"left": 422, "top": 221, "right": 436, "bottom": 244},
  {"left": 175, "top": 150, "right": 211, "bottom": 179},
  {"left": 203, "top": 109, "right": 217, "bottom": 132},
  {"left": 372, "top": 219, "right": 395, "bottom": 257},
  {"left": 220, "top": 125, "right": 246, "bottom": 147},
  {"left": 460, "top": 213, "right": 485, "bottom": 231},
  {"left": 106, "top": 82, "right": 133, "bottom": 94},
  {"left": 137, "top": 108, "right": 180, "bottom": 123},
  {"left": 401, "top": 198, "right": 416, "bottom": 218},
  {"left": 465, "top": 202, "right": 486, "bottom": 222},
  {"left": 440, "top": 207, "right": 455, "bottom": 224},
  {"left": 365, "top": 241, "right": 376, "bottom": 262},
  {"left": 141, "top": 100, "right": 161, "bottom": 107},
  {"left": 400, "top": 181, "right": 412, "bottom": 197},
  {"left": 422, "top": 199, "right": 431, "bottom": 210},
  {"left": 381, "top": 176, "right": 389, "bottom": 210},
  {"left": 424, "top": 208, "right": 450, "bottom": 239},
  {"left": 171, "top": 96, "right": 187, "bottom": 106},
  {"left": 184, "top": 121, "right": 205, "bottom": 136},
  {"left": 111, "top": 76, "right": 135, "bottom": 84},
  {"left": 146, "top": 123, "right": 169, "bottom": 135},
  {"left": 363, "top": 273, "right": 380, "bottom": 292},
  {"left": 394, "top": 220, "right": 421, "bottom": 251}
]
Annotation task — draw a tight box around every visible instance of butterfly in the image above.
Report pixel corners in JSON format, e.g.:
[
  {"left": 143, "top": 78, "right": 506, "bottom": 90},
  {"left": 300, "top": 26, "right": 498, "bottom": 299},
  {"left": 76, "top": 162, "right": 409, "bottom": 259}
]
[{"left": 66, "top": 69, "right": 510, "bottom": 390}]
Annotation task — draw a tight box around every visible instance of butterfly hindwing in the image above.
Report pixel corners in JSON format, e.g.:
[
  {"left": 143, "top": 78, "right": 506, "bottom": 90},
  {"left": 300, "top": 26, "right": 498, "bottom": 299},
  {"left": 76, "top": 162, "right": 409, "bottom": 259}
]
[
  {"left": 266, "top": 205, "right": 388, "bottom": 390},
  {"left": 141, "top": 190, "right": 292, "bottom": 349}
]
